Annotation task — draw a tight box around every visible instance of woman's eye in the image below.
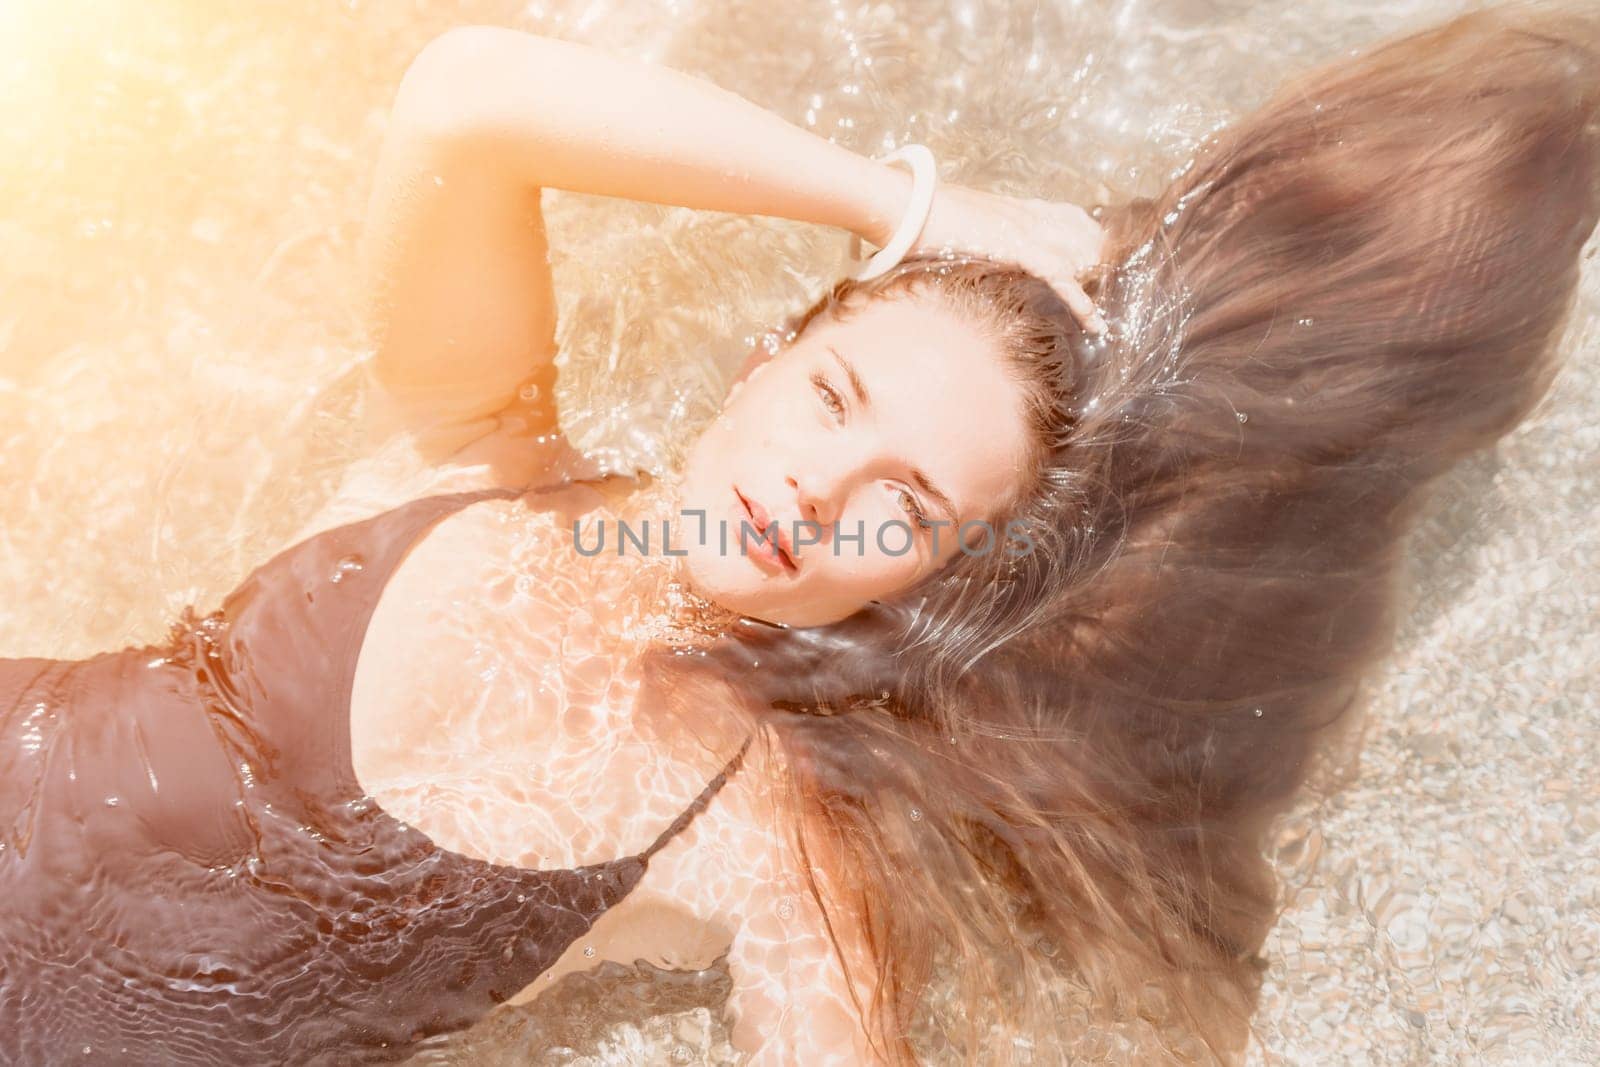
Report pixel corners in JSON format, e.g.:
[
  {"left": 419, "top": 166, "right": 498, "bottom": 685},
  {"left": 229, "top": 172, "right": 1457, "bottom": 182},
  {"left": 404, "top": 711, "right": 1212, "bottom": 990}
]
[
  {"left": 811, "top": 374, "right": 844, "bottom": 418},
  {"left": 896, "top": 488, "right": 934, "bottom": 530}
]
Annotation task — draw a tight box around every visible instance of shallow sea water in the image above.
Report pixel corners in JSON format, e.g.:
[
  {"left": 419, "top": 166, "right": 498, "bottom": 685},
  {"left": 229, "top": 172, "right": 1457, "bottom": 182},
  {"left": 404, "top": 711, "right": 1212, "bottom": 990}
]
[{"left": 1, "top": 0, "right": 1595, "bottom": 1062}]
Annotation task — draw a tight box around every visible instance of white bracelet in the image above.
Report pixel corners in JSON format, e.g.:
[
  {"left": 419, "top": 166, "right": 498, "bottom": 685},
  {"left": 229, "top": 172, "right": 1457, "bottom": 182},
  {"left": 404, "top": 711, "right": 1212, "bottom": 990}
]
[{"left": 850, "top": 144, "right": 938, "bottom": 281}]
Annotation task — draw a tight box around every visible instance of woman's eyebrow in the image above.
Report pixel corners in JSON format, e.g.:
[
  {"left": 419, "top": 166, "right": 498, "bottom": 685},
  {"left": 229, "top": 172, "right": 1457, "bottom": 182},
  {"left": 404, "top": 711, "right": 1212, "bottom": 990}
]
[
  {"left": 827, "top": 345, "right": 959, "bottom": 525},
  {"left": 827, "top": 345, "right": 871, "bottom": 409},
  {"left": 909, "top": 467, "right": 959, "bottom": 524}
]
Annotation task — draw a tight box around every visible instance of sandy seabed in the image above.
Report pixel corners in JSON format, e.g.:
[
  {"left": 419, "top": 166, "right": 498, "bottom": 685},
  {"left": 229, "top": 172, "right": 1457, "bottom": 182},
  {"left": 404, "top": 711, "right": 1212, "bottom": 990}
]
[{"left": 0, "top": 0, "right": 1594, "bottom": 1062}]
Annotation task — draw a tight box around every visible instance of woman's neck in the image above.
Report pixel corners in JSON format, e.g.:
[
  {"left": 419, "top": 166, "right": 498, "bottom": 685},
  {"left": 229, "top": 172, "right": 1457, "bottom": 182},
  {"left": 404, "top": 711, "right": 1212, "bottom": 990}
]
[{"left": 610, "top": 467, "right": 741, "bottom": 655}]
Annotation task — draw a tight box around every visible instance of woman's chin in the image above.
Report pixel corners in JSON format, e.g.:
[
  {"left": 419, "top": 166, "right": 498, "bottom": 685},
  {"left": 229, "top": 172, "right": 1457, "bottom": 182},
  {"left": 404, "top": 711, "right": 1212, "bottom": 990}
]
[
  {"left": 681, "top": 545, "right": 765, "bottom": 616},
  {"left": 681, "top": 552, "right": 816, "bottom": 628}
]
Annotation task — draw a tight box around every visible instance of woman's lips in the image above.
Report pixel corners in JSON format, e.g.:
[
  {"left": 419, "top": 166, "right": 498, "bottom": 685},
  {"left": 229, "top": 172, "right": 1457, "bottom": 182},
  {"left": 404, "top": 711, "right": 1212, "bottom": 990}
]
[{"left": 734, "top": 487, "right": 798, "bottom": 573}]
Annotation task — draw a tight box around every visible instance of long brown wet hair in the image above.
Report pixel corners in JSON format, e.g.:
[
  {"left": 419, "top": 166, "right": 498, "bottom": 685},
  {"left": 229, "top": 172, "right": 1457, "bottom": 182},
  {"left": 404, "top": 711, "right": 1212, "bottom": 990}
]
[{"left": 642, "top": 5, "right": 1600, "bottom": 1062}]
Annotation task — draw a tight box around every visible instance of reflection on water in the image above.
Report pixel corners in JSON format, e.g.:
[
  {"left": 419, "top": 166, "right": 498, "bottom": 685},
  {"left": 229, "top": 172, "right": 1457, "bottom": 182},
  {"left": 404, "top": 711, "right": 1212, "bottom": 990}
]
[{"left": 0, "top": 0, "right": 1595, "bottom": 1061}]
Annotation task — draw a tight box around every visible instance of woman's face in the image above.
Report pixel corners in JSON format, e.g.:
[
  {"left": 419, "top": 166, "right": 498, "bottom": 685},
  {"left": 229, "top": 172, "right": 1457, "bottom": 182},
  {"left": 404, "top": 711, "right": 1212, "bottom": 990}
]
[{"left": 678, "top": 289, "right": 1033, "bottom": 627}]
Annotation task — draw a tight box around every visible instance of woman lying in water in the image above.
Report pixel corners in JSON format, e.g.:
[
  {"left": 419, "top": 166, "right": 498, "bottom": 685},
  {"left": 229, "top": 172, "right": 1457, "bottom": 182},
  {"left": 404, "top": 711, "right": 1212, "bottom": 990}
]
[{"left": 3, "top": 4, "right": 1598, "bottom": 1064}]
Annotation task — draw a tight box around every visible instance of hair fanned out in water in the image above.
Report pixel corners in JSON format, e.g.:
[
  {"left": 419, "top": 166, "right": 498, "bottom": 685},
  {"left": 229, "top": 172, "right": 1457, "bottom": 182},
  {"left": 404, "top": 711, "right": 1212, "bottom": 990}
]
[{"left": 641, "top": 5, "right": 1600, "bottom": 1062}]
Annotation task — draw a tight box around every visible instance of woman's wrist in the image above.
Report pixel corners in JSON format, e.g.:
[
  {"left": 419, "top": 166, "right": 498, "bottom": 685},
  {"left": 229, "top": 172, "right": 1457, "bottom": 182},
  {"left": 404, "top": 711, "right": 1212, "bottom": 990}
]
[{"left": 852, "top": 157, "right": 916, "bottom": 250}]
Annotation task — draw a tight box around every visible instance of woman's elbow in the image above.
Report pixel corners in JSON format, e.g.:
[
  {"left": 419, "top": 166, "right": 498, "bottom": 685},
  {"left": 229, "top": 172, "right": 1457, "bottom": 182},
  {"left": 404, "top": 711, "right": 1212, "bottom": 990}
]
[{"left": 389, "top": 25, "right": 542, "bottom": 141}]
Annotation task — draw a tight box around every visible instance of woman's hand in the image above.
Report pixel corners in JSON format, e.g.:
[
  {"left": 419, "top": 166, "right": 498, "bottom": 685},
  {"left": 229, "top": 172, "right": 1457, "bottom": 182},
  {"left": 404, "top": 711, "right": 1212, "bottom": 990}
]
[{"left": 907, "top": 183, "right": 1109, "bottom": 333}]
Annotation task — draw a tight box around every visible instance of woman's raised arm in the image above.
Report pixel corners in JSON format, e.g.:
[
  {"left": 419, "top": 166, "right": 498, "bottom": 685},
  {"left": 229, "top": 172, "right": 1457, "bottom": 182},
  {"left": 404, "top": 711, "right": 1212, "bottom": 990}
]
[{"left": 360, "top": 25, "right": 914, "bottom": 441}]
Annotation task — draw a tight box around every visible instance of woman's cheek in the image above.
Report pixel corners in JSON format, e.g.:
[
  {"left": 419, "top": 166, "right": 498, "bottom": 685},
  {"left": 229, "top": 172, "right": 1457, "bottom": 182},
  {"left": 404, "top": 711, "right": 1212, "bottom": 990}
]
[{"left": 860, "top": 533, "right": 924, "bottom": 598}]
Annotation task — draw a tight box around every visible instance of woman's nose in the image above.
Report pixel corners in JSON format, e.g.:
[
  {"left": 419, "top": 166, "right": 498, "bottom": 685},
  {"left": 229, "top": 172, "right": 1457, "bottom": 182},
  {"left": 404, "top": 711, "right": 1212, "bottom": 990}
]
[{"left": 787, "top": 471, "right": 839, "bottom": 529}]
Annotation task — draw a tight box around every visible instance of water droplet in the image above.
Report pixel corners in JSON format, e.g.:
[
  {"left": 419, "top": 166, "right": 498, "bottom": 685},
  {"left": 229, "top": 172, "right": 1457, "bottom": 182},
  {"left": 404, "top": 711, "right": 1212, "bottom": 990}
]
[
  {"left": 329, "top": 555, "right": 365, "bottom": 583},
  {"left": 1296, "top": 316, "right": 1315, "bottom": 327},
  {"left": 1236, "top": 411, "right": 1249, "bottom": 423},
  {"left": 517, "top": 382, "right": 541, "bottom": 402},
  {"left": 431, "top": 174, "right": 445, "bottom": 187},
  {"left": 514, "top": 574, "right": 533, "bottom": 596},
  {"left": 1253, "top": 707, "right": 1264, "bottom": 717},
  {"left": 104, "top": 796, "right": 119, "bottom": 807},
  {"left": 583, "top": 945, "right": 596, "bottom": 958},
  {"left": 909, "top": 807, "right": 923, "bottom": 822},
  {"left": 776, "top": 899, "right": 795, "bottom": 921}
]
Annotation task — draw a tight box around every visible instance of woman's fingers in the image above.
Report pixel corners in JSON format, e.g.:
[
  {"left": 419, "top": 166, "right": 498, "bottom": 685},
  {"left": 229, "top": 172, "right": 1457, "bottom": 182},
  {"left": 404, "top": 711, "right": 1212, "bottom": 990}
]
[
  {"left": 909, "top": 184, "right": 1108, "bottom": 333},
  {"left": 1051, "top": 275, "right": 1108, "bottom": 335}
]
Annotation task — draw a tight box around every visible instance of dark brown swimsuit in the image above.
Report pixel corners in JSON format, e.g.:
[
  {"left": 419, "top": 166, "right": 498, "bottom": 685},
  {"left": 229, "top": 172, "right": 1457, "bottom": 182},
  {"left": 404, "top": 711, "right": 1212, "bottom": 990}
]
[{"left": 0, "top": 484, "right": 745, "bottom": 1065}]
